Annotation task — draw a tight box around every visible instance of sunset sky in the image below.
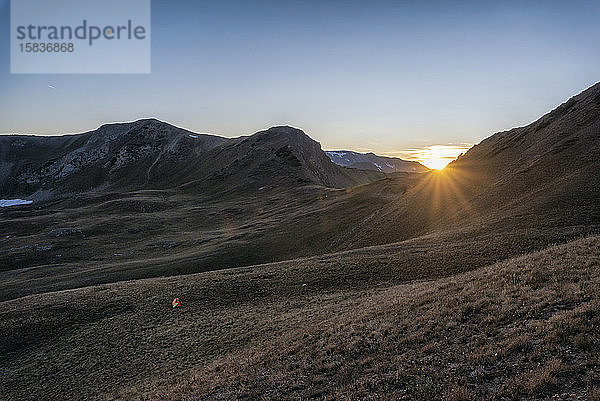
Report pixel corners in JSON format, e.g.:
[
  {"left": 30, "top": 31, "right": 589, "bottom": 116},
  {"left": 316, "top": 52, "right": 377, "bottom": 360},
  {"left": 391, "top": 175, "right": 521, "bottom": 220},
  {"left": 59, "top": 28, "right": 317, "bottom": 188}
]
[{"left": 1, "top": 0, "right": 599, "bottom": 168}]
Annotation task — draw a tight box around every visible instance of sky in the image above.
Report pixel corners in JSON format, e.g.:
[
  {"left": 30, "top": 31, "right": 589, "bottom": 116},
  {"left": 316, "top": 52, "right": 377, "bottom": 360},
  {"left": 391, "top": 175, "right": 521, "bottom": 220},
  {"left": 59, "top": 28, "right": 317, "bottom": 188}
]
[{"left": 1, "top": 0, "right": 599, "bottom": 168}]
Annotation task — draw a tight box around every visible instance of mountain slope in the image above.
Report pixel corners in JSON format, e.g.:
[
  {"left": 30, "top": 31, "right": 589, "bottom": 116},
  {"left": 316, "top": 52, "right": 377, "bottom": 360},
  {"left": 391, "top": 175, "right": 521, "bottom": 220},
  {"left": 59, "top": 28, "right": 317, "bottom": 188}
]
[
  {"left": 326, "top": 150, "right": 429, "bottom": 173},
  {"left": 180, "top": 126, "right": 384, "bottom": 192},
  {"left": 447, "top": 81, "right": 600, "bottom": 213},
  {"left": 1, "top": 84, "right": 599, "bottom": 300},
  {"left": 167, "top": 235, "right": 600, "bottom": 401},
  {"left": 0, "top": 119, "right": 229, "bottom": 195},
  {"left": 0, "top": 122, "right": 383, "bottom": 197},
  {"left": 437, "top": 82, "right": 600, "bottom": 237},
  {"left": 335, "top": 82, "right": 600, "bottom": 250}
]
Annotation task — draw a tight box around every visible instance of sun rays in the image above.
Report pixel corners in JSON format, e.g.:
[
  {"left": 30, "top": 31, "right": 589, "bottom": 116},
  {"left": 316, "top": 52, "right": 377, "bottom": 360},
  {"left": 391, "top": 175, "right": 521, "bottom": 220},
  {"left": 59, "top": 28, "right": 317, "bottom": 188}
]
[{"left": 410, "top": 165, "right": 482, "bottom": 227}]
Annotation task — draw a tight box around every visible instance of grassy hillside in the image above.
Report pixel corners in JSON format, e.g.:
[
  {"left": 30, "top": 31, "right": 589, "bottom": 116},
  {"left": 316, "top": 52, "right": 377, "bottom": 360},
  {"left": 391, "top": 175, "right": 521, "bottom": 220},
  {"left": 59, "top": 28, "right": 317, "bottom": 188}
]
[
  {"left": 171, "top": 235, "right": 600, "bottom": 401},
  {"left": 342, "top": 83, "right": 600, "bottom": 250},
  {"left": 0, "top": 176, "right": 411, "bottom": 301},
  {"left": 3, "top": 168, "right": 597, "bottom": 302},
  {"left": 1, "top": 233, "right": 599, "bottom": 400}
]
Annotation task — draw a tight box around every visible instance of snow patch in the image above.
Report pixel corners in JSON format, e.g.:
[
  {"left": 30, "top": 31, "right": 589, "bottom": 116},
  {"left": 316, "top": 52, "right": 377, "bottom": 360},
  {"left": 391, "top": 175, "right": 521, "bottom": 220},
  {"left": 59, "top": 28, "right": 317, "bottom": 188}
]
[
  {"left": 0, "top": 199, "right": 33, "bottom": 207},
  {"left": 188, "top": 134, "right": 199, "bottom": 139},
  {"left": 385, "top": 162, "right": 395, "bottom": 169},
  {"left": 373, "top": 162, "right": 383, "bottom": 172}
]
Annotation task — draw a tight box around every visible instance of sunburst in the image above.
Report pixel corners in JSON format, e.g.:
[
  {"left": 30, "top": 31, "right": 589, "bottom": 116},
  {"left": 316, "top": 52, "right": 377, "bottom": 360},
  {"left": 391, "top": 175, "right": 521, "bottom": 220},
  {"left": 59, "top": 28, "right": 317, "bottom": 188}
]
[{"left": 398, "top": 145, "right": 472, "bottom": 170}]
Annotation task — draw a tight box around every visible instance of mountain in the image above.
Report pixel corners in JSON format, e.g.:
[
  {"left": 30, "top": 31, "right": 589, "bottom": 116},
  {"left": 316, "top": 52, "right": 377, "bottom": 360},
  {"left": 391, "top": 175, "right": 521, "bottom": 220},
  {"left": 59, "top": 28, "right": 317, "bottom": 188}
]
[
  {"left": 443, "top": 81, "right": 600, "bottom": 228},
  {"left": 0, "top": 119, "right": 227, "bottom": 196},
  {"left": 2, "top": 84, "right": 599, "bottom": 293},
  {"left": 322, "top": 82, "right": 600, "bottom": 250},
  {"left": 0, "top": 121, "right": 383, "bottom": 197},
  {"left": 0, "top": 123, "right": 389, "bottom": 295},
  {"left": 2, "top": 84, "right": 599, "bottom": 288},
  {"left": 179, "top": 126, "right": 384, "bottom": 192},
  {"left": 325, "top": 150, "right": 429, "bottom": 173}
]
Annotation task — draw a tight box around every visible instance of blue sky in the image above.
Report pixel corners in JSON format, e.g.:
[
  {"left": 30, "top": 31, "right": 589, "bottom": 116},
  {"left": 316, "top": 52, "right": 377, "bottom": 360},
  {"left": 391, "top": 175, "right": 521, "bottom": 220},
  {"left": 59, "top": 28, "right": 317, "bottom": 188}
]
[{"left": 1, "top": 0, "right": 599, "bottom": 157}]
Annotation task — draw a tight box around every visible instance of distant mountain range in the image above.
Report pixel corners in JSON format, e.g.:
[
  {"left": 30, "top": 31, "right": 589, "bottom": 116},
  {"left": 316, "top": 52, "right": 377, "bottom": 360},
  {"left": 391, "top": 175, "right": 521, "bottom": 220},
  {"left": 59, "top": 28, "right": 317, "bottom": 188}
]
[
  {"left": 0, "top": 123, "right": 384, "bottom": 198},
  {"left": 325, "top": 150, "right": 429, "bottom": 173}
]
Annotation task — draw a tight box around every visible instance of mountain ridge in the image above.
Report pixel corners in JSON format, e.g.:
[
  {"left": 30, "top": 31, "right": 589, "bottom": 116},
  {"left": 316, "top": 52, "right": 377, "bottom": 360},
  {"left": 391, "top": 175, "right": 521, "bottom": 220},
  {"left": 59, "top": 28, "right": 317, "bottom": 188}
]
[
  {"left": 325, "top": 150, "right": 429, "bottom": 173},
  {"left": 330, "top": 82, "right": 600, "bottom": 250},
  {"left": 0, "top": 122, "right": 384, "bottom": 197}
]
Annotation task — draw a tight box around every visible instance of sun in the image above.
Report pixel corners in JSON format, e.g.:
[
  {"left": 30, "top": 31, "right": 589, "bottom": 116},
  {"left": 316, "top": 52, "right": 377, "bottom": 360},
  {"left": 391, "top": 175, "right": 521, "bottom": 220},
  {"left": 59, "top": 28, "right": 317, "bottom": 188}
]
[
  {"left": 395, "top": 145, "right": 472, "bottom": 171},
  {"left": 420, "top": 158, "right": 451, "bottom": 170}
]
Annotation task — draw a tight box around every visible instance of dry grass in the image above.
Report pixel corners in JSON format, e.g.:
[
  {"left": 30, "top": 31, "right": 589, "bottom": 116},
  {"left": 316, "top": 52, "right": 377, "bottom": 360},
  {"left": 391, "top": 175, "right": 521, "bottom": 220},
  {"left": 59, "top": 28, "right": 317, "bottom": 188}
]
[
  {"left": 0, "top": 178, "right": 411, "bottom": 301},
  {"left": 2, "top": 168, "right": 597, "bottom": 303},
  {"left": 1, "top": 235, "right": 599, "bottom": 400},
  {"left": 153, "top": 236, "right": 600, "bottom": 401}
]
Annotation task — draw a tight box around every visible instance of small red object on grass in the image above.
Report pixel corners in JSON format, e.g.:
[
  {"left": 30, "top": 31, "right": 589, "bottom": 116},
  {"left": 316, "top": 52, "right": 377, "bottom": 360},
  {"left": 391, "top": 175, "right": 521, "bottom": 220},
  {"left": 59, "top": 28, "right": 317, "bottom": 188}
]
[{"left": 172, "top": 298, "right": 181, "bottom": 308}]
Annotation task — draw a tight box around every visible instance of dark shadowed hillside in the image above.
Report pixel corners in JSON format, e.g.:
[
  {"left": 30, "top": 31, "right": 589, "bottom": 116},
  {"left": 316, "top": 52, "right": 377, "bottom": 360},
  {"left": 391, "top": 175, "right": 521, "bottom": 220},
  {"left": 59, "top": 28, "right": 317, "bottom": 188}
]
[
  {"left": 180, "top": 126, "right": 384, "bottom": 193},
  {"left": 336, "top": 82, "right": 600, "bottom": 250},
  {"left": 447, "top": 81, "right": 600, "bottom": 221},
  {"left": 0, "top": 119, "right": 227, "bottom": 195}
]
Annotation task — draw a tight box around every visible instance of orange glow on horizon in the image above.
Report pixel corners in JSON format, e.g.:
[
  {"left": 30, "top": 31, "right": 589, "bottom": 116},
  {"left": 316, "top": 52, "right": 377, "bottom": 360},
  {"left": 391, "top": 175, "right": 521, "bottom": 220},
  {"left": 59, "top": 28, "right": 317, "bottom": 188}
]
[
  {"left": 391, "top": 145, "right": 472, "bottom": 170},
  {"left": 420, "top": 158, "right": 451, "bottom": 170}
]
